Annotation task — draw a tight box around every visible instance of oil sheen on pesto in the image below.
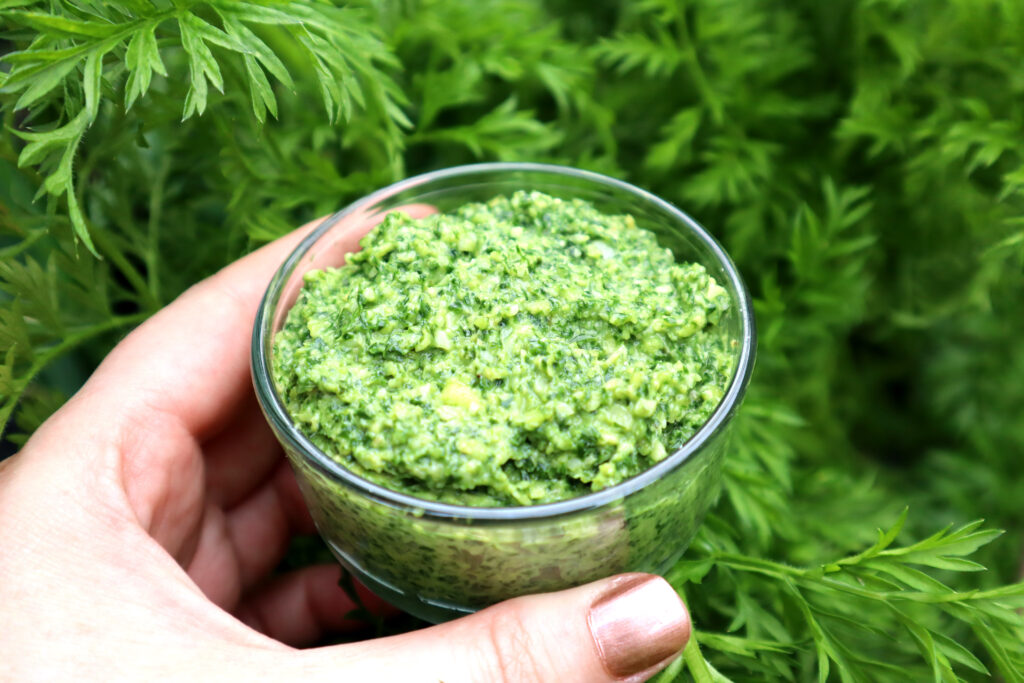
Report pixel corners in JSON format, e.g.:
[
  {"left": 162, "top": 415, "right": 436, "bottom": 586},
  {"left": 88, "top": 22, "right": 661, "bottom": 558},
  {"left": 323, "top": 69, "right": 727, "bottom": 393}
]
[{"left": 273, "top": 191, "right": 734, "bottom": 507}]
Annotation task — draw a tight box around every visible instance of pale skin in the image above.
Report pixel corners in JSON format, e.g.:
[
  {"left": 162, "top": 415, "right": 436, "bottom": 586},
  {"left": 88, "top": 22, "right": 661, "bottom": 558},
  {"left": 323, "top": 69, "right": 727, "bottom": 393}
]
[{"left": 0, "top": 213, "right": 689, "bottom": 682}]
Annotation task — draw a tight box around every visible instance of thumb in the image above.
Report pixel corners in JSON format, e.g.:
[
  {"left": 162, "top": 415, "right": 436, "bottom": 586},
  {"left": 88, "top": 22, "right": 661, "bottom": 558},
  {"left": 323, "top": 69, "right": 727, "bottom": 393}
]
[{"left": 295, "top": 573, "right": 690, "bottom": 683}]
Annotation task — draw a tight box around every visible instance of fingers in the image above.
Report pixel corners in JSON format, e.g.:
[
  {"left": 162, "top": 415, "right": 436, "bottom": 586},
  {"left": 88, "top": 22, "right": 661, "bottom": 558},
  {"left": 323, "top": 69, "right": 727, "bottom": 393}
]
[
  {"left": 235, "top": 564, "right": 398, "bottom": 647},
  {"left": 202, "top": 391, "right": 285, "bottom": 509},
  {"left": 185, "top": 460, "right": 314, "bottom": 606},
  {"left": 60, "top": 204, "right": 431, "bottom": 558},
  {"left": 294, "top": 573, "right": 690, "bottom": 683},
  {"left": 223, "top": 460, "right": 315, "bottom": 589}
]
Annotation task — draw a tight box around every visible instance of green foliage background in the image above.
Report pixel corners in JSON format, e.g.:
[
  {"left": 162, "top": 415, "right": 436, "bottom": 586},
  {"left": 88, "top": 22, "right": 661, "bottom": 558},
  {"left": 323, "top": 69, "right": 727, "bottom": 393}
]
[{"left": 2, "top": 0, "right": 1023, "bottom": 680}]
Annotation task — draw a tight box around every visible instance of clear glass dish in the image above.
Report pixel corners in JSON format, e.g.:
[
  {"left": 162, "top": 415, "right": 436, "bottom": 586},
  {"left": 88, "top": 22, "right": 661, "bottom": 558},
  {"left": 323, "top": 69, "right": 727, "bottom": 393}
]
[{"left": 251, "top": 162, "right": 756, "bottom": 623}]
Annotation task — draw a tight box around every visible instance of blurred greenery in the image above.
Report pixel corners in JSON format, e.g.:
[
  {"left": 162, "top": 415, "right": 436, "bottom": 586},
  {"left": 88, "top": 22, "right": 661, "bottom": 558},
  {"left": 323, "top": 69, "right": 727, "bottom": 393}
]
[{"left": 2, "top": 0, "right": 1023, "bottom": 680}]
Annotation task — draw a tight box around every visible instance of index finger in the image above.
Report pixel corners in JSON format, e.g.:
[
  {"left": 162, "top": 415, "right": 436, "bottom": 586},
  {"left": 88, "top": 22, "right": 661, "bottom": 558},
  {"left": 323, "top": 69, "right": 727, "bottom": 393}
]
[{"left": 91, "top": 204, "right": 435, "bottom": 438}]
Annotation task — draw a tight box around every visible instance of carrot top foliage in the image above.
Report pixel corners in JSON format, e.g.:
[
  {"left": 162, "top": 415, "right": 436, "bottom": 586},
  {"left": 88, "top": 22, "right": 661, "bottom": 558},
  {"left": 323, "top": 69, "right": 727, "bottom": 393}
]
[{"left": 2, "top": 1, "right": 1023, "bottom": 680}]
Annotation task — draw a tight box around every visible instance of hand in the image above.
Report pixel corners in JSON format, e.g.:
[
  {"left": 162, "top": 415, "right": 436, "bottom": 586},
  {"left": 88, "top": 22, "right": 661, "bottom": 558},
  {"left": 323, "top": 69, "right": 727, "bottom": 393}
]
[{"left": 0, "top": 213, "right": 690, "bottom": 682}]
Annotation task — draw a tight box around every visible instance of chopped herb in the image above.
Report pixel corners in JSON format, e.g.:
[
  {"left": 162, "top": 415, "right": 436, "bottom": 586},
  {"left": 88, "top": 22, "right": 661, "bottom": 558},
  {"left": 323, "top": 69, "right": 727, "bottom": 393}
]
[{"left": 273, "top": 191, "right": 734, "bottom": 506}]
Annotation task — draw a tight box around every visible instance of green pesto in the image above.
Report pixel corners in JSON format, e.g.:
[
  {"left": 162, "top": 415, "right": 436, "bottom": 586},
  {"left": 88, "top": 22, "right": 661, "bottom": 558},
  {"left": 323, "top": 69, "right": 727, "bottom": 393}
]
[{"left": 272, "top": 191, "right": 734, "bottom": 507}]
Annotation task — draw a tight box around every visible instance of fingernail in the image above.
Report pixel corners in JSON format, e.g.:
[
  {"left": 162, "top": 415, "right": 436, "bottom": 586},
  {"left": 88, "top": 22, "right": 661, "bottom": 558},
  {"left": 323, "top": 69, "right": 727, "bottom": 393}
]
[{"left": 588, "top": 573, "right": 691, "bottom": 680}]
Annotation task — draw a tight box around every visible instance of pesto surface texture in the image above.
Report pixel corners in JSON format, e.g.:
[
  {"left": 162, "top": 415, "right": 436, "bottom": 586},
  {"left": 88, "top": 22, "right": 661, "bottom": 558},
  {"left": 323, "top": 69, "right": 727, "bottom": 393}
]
[{"left": 273, "top": 191, "right": 734, "bottom": 506}]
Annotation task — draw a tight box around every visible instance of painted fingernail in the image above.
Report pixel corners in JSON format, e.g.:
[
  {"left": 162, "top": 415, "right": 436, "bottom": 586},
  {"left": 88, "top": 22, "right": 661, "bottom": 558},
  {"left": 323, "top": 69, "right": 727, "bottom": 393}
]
[{"left": 588, "top": 573, "right": 691, "bottom": 680}]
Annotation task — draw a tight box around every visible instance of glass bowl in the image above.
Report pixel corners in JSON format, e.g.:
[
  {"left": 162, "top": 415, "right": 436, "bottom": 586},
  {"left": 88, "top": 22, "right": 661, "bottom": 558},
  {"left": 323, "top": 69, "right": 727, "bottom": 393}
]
[{"left": 251, "top": 162, "right": 755, "bottom": 623}]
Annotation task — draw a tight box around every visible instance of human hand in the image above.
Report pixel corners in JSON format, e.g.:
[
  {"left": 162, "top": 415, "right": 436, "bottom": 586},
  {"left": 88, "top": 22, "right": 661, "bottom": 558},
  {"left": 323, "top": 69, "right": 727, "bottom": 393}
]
[{"left": 0, "top": 212, "right": 690, "bottom": 682}]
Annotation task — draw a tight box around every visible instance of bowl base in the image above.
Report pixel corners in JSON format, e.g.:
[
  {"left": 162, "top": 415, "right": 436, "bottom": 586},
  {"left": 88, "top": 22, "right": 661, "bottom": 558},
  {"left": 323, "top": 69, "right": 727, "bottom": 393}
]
[{"left": 324, "top": 538, "right": 475, "bottom": 624}]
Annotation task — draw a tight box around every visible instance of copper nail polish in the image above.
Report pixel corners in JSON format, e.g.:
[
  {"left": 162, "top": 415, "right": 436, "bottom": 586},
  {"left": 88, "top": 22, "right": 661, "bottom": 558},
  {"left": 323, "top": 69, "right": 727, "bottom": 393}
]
[{"left": 588, "top": 573, "right": 691, "bottom": 680}]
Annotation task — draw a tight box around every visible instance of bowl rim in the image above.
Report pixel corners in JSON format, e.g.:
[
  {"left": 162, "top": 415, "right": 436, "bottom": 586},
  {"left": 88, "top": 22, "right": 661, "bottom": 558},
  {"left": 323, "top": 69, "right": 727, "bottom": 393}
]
[{"left": 251, "top": 161, "right": 756, "bottom": 522}]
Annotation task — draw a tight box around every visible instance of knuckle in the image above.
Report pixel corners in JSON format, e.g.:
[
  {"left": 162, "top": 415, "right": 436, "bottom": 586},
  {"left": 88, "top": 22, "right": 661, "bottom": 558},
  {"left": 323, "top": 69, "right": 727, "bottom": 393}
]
[{"left": 479, "top": 602, "right": 549, "bottom": 683}]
